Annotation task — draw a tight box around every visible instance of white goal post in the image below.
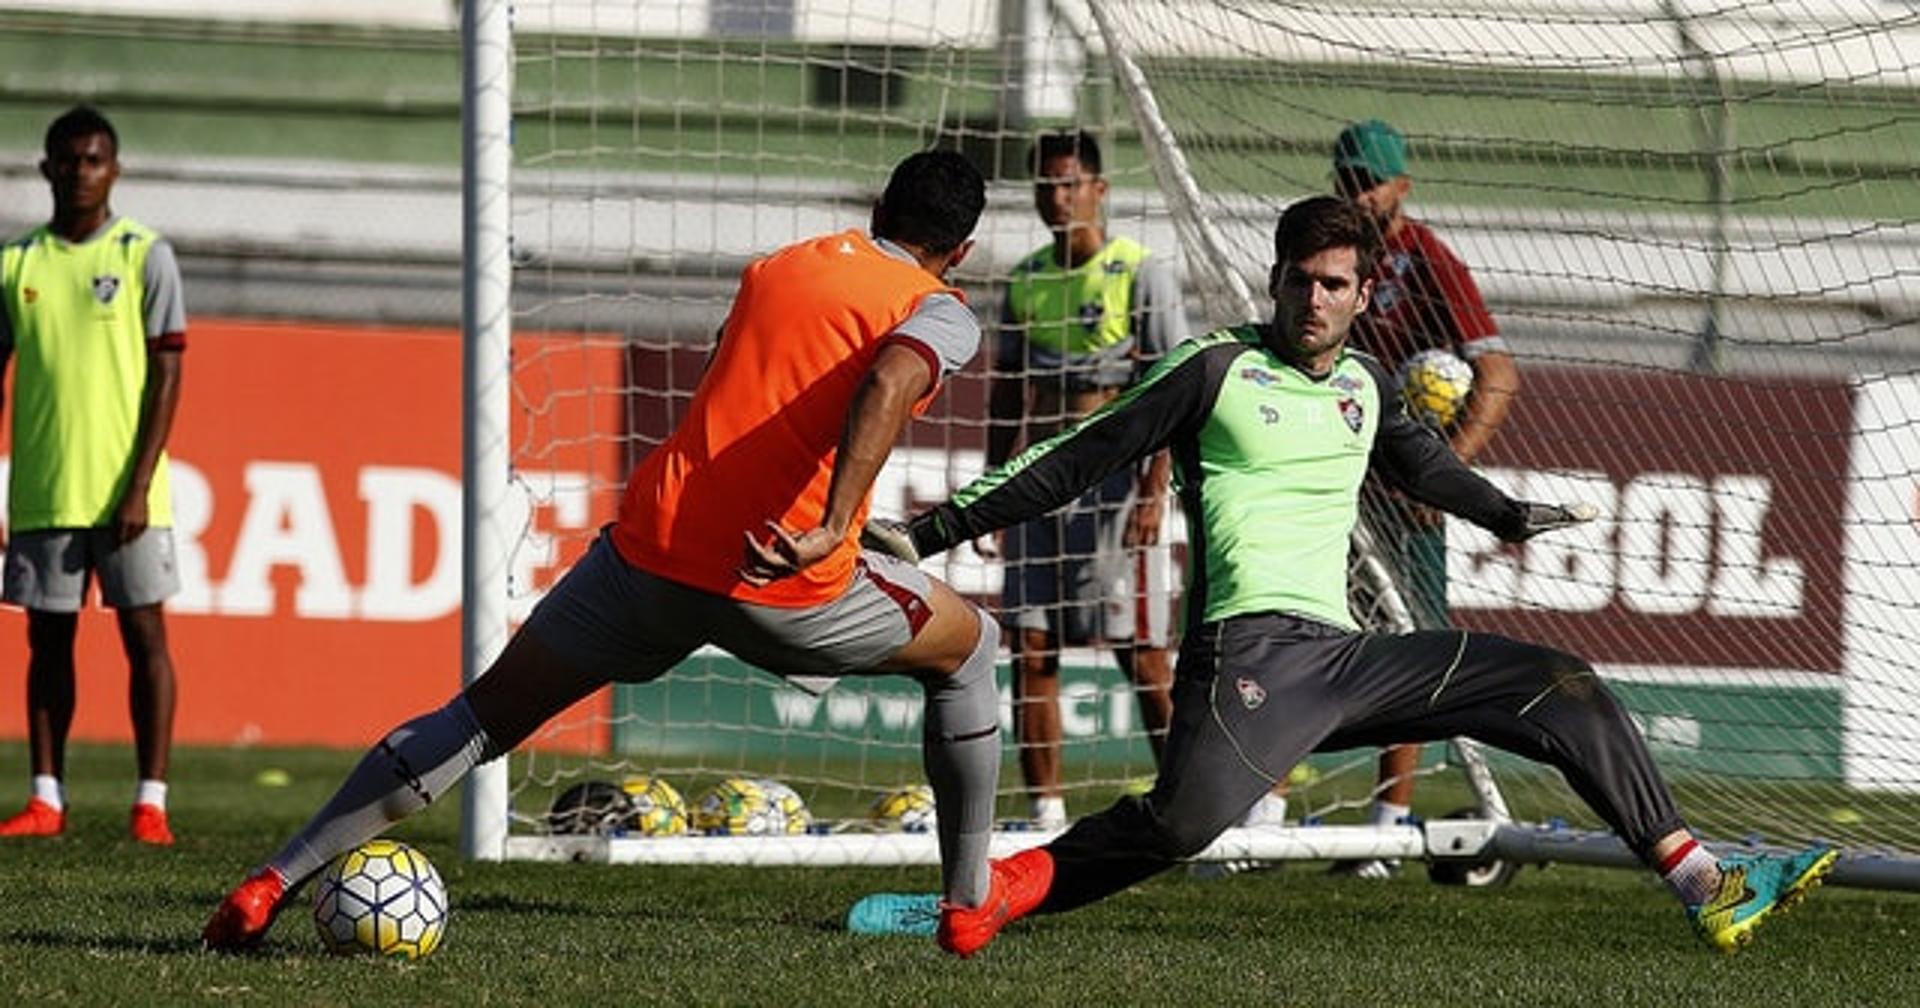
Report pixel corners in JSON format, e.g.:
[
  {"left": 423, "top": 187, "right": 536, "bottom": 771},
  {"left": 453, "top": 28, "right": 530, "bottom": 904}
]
[{"left": 462, "top": 0, "right": 1920, "bottom": 889}]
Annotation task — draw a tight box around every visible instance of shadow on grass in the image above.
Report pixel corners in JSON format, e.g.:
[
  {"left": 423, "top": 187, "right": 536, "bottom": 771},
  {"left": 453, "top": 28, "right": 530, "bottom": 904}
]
[{"left": 2, "top": 929, "right": 214, "bottom": 956}]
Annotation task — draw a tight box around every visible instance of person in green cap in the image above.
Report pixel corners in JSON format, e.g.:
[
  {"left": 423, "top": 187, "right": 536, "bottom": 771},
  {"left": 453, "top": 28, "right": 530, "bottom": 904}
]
[{"left": 1325, "top": 118, "right": 1522, "bottom": 878}]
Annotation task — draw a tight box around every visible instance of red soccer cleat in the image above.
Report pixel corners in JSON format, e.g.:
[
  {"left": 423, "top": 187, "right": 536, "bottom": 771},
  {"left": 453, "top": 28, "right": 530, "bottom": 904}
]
[
  {"left": 201, "top": 866, "right": 290, "bottom": 951},
  {"left": 130, "top": 803, "right": 175, "bottom": 846},
  {"left": 937, "top": 847, "right": 1055, "bottom": 958},
  {"left": 0, "top": 797, "right": 65, "bottom": 837}
]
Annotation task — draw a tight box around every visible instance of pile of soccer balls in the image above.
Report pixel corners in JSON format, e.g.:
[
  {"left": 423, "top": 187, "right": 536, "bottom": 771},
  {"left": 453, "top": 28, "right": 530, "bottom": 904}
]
[
  {"left": 545, "top": 775, "right": 692, "bottom": 837},
  {"left": 546, "top": 774, "right": 820, "bottom": 837}
]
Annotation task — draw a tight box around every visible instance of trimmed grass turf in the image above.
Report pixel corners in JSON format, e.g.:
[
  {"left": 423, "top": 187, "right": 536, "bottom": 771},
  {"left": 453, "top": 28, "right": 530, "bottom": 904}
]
[{"left": 1, "top": 740, "right": 1915, "bottom": 1006}]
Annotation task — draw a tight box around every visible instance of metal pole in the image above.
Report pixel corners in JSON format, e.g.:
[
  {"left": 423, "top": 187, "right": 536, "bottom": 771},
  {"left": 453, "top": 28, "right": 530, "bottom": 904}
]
[{"left": 460, "top": 0, "right": 513, "bottom": 862}]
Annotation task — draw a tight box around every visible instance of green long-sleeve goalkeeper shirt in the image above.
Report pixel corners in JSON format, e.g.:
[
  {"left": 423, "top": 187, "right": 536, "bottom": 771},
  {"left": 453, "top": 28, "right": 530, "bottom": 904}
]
[{"left": 907, "top": 324, "right": 1531, "bottom": 631}]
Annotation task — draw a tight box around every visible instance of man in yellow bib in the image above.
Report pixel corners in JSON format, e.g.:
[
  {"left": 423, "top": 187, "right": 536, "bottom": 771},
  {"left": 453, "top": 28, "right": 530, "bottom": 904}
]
[
  {"left": 0, "top": 106, "right": 187, "bottom": 845},
  {"left": 989, "top": 131, "right": 1181, "bottom": 828}
]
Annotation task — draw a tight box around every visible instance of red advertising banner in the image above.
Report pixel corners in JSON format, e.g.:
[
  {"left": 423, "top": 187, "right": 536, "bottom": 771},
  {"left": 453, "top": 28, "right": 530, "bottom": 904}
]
[
  {"left": 1451, "top": 366, "right": 1853, "bottom": 673},
  {"left": 0, "top": 319, "right": 626, "bottom": 750}
]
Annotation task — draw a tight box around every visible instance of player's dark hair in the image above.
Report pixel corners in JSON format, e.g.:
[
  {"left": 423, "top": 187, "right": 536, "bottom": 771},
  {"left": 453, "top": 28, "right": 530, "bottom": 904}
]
[
  {"left": 1029, "top": 129, "right": 1103, "bottom": 175},
  {"left": 872, "top": 149, "right": 986, "bottom": 255},
  {"left": 1274, "top": 195, "right": 1381, "bottom": 279},
  {"left": 45, "top": 105, "right": 118, "bottom": 158}
]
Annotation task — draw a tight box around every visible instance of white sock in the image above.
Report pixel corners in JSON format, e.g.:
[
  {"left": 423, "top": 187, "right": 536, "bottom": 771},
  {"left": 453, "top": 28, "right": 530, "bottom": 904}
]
[
  {"left": 1240, "top": 791, "right": 1288, "bottom": 827},
  {"left": 1031, "top": 795, "right": 1067, "bottom": 827},
  {"left": 135, "top": 779, "right": 169, "bottom": 811},
  {"left": 32, "top": 774, "right": 64, "bottom": 811},
  {"left": 1659, "top": 838, "right": 1721, "bottom": 906},
  {"left": 1371, "top": 800, "right": 1410, "bottom": 829}
]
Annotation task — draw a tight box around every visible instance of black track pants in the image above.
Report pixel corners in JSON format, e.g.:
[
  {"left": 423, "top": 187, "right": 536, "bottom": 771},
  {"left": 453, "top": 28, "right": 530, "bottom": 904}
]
[{"left": 1038, "top": 612, "right": 1687, "bottom": 914}]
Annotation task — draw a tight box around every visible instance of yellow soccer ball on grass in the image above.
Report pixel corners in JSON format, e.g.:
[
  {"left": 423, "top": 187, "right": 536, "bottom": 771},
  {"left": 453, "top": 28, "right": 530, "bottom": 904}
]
[{"left": 311, "top": 839, "right": 449, "bottom": 960}]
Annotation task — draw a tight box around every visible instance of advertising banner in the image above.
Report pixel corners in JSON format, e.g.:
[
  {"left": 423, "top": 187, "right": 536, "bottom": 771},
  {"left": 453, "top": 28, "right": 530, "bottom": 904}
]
[{"left": 0, "top": 318, "right": 625, "bottom": 750}]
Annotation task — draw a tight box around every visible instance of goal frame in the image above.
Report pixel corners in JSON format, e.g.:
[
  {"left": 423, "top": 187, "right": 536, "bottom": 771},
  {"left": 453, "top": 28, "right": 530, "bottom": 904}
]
[{"left": 459, "top": 0, "right": 1920, "bottom": 892}]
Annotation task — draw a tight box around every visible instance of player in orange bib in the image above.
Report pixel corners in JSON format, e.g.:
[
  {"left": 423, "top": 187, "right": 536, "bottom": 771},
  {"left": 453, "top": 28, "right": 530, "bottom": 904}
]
[{"left": 204, "top": 150, "right": 1006, "bottom": 950}]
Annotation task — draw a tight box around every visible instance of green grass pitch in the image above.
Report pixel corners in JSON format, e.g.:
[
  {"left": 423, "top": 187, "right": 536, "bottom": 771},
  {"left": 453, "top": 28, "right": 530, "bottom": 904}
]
[{"left": 1, "top": 740, "right": 1915, "bottom": 1006}]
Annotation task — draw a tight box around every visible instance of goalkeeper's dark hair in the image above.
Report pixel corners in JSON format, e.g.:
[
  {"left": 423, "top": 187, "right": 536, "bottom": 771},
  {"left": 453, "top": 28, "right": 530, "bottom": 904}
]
[
  {"left": 1274, "top": 195, "right": 1381, "bottom": 280},
  {"left": 872, "top": 149, "right": 986, "bottom": 255},
  {"left": 45, "top": 105, "right": 118, "bottom": 158},
  {"left": 1029, "top": 129, "right": 1103, "bottom": 175}
]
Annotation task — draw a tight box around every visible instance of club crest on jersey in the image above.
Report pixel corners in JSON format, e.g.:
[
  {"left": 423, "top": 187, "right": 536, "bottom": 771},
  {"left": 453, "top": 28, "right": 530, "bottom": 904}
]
[
  {"left": 92, "top": 275, "right": 120, "bottom": 305},
  {"left": 1338, "top": 396, "right": 1364, "bottom": 433},
  {"left": 1078, "top": 301, "right": 1105, "bottom": 330},
  {"left": 1235, "top": 677, "right": 1266, "bottom": 710}
]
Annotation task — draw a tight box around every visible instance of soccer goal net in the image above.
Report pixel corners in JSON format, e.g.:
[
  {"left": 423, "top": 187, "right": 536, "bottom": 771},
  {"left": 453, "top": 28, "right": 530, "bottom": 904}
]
[{"left": 466, "top": 0, "right": 1920, "bottom": 885}]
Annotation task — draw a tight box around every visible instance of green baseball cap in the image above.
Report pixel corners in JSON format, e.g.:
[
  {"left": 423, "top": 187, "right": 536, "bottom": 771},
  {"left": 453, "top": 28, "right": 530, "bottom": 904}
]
[{"left": 1333, "top": 119, "right": 1408, "bottom": 179}]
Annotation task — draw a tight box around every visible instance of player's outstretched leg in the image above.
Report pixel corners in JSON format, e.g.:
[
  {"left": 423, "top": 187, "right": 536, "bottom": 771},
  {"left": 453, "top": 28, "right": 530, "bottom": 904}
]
[
  {"left": 201, "top": 693, "right": 497, "bottom": 951},
  {"left": 1688, "top": 844, "right": 1839, "bottom": 953}
]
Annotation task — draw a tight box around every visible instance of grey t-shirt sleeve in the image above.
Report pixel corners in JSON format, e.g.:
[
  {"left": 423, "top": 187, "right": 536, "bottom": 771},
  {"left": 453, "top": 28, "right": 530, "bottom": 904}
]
[
  {"left": 889, "top": 291, "right": 980, "bottom": 376},
  {"left": 143, "top": 238, "right": 188, "bottom": 339},
  {"left": 1130, "top": 252, "right": 1186, "bottom": 364}
]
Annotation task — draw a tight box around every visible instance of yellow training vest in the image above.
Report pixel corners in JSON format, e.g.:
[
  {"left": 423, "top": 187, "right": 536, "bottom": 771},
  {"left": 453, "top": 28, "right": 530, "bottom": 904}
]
[{"left": 1, "top": 218, "right": 173, "bottom": 530}]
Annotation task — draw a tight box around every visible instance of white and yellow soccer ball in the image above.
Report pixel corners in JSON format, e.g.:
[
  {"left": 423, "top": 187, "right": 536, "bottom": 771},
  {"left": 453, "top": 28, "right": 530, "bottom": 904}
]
[
  {"left": 1397, "top": 347, "right": 1475, "bottom": 429},
  {"left": 620, "top": 774, "right": 690, "bottom": 837},
  {"left": 311, "top": 839, "right": 448, "bottom": 959},
  {"left": 755, "top": 778, "right": 813, "bottom": 834},
  {"left": 869, "top": 783, "right": 937, "bottom": 832},
  {"left": 693, "top": 777, "right": 809, "bottom": 835}
]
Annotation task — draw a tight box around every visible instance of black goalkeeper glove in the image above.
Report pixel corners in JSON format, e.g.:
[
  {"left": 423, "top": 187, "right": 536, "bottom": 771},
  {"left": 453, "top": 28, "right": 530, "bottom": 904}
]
[{"left": 1509, "top": 501, "right": 1600, "bottom": 542}]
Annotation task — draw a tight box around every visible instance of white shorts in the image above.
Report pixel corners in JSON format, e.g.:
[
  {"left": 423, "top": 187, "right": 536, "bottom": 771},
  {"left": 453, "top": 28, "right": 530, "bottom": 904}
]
[
  {"left": 3, "top": 526, "right": 181, "bottom": 612},
  {"left": 524, "top": 530, "right": 939, "bottom": 687}
]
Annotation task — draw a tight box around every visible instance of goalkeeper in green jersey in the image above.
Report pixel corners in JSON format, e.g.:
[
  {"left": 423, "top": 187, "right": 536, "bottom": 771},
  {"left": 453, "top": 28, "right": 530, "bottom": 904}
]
[{"left": 851, "top": 196, "right": 1836, "bottom": 956}]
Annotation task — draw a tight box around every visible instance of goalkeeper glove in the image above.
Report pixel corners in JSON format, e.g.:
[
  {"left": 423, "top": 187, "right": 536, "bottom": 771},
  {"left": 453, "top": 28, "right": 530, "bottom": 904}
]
[
  {"left": 860, "top": 517, "right": 921, "bottom": 563},
  {"left": 1511, "top": 501, "right": 1599, "bottom": 541}
]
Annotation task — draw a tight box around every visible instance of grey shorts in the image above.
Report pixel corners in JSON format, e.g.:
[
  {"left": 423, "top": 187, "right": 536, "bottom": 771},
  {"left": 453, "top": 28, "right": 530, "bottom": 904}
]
[
  {"left": 524, "top": 530, "right": 939, "bottom": 687},
  {"left": 3, "top": 526, "right": 181, "bottom": 612},
  {"left": 1002, "top": 467, "right": 1173, "bottom": 647}
]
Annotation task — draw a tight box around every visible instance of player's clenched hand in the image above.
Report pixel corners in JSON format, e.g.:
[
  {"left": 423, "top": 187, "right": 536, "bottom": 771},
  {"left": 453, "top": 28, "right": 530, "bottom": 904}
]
[
  {"left": 740, "top": 522, "right": 840, "bottom": 585},
  {"left": 1513, "top": 501, "right": 1599, "bottom": 541},
  {"left": 859, "top": 517, "right": 920, "bottom": 563},
  {"left": 1124, "top": 497, "right": 1164, "bottom": 548}
]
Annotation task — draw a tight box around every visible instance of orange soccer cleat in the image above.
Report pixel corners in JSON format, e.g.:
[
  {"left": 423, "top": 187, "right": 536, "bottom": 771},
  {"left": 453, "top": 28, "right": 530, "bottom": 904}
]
[
  {"left": 936, "top": 847, "right": 1055, "bottom": 958},
  {"left": 201, "top": 866, "right": 290, "bottom": 951},
  {"left": 0, "top": 797, "right": 65, "bottom": 837},
  {"left": 130, "top": 803, "right": 175, "bottom": 846}
]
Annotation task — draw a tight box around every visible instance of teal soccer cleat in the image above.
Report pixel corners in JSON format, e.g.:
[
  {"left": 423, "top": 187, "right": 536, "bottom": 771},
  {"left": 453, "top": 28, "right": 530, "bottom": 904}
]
[
  {"left": 1688, "top": 843, "right": 1838, "bottom": 952},
  {"left": 847, "top": 892, "right": 941, "bottom": 936}
]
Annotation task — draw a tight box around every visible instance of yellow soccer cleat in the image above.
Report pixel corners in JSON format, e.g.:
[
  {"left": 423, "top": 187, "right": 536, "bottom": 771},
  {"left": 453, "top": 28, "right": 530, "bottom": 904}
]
[{"left": 1688, "top": 844, "right": 1838, "bottom": 953}]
